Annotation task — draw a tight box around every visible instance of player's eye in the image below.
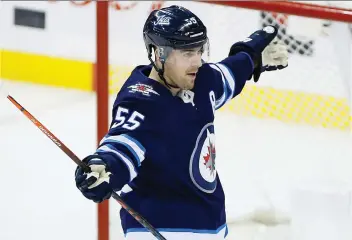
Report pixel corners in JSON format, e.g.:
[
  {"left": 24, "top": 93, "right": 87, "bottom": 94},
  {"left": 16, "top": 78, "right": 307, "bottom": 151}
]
[{"left": 182, "top": 50, "right": 195, "bottom": 58}]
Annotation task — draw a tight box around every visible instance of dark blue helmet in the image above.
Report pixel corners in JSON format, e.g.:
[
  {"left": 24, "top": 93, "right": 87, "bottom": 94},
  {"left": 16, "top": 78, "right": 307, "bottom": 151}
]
[{"left": 143, "top": 5, "right": 208, "bottom": 56}]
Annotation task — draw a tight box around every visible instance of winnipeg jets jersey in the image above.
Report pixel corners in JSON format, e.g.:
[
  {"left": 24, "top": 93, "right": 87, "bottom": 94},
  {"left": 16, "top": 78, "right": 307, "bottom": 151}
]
[{"left": 95, "top": 52, "right": 254, "bottom": 239}]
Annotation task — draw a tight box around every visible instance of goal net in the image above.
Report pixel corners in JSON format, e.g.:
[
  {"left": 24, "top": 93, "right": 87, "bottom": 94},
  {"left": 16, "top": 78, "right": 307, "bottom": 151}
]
[{"left": 99, "top": 1, "right": 352, "bottom": 240}]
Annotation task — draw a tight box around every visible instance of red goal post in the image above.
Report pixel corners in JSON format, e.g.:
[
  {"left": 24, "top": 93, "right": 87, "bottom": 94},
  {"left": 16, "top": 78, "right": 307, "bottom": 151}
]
[
  {"left": 95, "top": 1, "right": 352, "bottom": 240},
  {"left": 202, "top": 1, "right": 352, "bottom": 22}
]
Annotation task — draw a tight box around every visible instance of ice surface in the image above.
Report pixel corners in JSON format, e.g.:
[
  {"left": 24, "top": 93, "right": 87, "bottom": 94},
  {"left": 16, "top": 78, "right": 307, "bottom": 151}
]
[{"left": 1, "top": 81, "right": 351, "bottom": 240}]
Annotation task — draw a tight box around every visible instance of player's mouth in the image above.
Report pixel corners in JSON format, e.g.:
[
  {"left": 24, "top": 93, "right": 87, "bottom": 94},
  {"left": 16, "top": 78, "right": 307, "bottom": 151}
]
[{"left": 187, "top": 72, "right": 197, "bottom": 78}]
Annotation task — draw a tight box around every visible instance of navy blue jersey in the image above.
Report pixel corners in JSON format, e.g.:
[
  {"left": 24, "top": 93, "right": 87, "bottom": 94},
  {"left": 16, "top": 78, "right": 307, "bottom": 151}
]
[{"left": 95, "top": 52, "right": 254, "bottom": 237}]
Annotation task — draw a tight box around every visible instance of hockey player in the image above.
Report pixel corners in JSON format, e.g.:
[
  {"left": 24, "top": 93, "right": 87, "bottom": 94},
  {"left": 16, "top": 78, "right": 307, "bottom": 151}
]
[{"left": 75, "top": 5, "right": 288, "bottom": 240}]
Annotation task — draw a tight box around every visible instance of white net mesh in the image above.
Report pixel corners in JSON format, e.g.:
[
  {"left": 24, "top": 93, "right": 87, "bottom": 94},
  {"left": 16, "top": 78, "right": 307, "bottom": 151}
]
[
  {"left": 108, "top": 1, "right": 352, "bottom": 129},
  {"left": 261, "top": 11, "right": 315, "bottom": 56}
]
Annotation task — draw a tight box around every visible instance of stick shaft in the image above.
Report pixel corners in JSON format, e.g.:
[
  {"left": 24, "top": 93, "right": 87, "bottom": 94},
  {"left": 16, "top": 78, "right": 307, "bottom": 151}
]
[
  {"left": 7, "top": 95, "right": 89, "bottom": 171},
  {"left": 7, "top": 95, "right": 166, "bottom": 240}
]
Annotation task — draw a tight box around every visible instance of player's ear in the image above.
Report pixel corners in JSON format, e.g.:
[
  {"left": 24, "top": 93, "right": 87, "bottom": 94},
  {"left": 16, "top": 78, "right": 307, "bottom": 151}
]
[
  {"left": 154, "top": 48, "right": 160, "bottom": 61},
  {"left": 154, "top": 48, "right": 162, "bottom": 67}
]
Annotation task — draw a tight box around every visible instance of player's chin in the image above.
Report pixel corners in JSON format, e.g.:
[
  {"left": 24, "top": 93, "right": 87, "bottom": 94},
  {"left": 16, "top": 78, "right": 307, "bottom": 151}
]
[
  {"left": 183, "top": 81, "right": 194, "bottom": 90},
  {"left": 185, "top": 75, "right": 196, "bottom": 88}
]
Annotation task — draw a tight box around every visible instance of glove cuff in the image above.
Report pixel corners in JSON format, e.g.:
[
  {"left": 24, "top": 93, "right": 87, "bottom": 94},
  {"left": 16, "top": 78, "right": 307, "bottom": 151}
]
[
  {"left": 228, "top": 25, "right": 278, "bottom": 82},
  {"left": 82, "top": 154, "right": 103, "bottom": 164},
  {"left": 75, "top": 154, "right": 108, "bottom": 176}
]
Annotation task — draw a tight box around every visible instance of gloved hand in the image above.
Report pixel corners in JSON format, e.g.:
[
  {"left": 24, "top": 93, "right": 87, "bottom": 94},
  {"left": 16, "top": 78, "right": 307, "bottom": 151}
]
[
  {"left": 75, "top": 155, "right": 113, "bottom": 203},
  {"left": 228, "top": 25, "right": 288, "bottom": 82},
  {"left": 261, "top": 37, "right": 288, "bottom": 72}
]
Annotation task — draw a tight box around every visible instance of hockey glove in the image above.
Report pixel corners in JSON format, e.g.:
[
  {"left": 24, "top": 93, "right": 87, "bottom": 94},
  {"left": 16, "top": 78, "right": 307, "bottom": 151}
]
[
  {"left": 228, "top": 25, "right": 288, "bottom": 82},
  {"left": 262, "top": 37, "right": 288, "bottom": 72},
  {"left": 75, "top": 155, "right": 113, "bottom": 203}
]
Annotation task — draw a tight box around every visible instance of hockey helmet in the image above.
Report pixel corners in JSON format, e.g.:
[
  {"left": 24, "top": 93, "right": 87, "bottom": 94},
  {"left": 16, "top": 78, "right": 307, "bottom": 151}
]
[{"left": 143, "top": 5, "right": 209, "bottom": 62}]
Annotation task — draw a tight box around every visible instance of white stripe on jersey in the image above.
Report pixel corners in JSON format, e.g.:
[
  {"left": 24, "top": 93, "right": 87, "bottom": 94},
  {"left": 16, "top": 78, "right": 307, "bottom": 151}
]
[
  {"left": 100, "top": 134, "right": 145, "bottom": 166},
  {"left": 120, "top": 184, "right": 133, "bottom": 194},
  {"left": 209, "top": 63, "right": 236, "bottom": 109},
  {"left": 124, "top": 224, "right": 228, "bottom": 240},
  {"left": 97, "top": 145, "right": 137, "bottom": 181},
  {"left": 216, "top": 63, "right": 235, "bottom": 96}
]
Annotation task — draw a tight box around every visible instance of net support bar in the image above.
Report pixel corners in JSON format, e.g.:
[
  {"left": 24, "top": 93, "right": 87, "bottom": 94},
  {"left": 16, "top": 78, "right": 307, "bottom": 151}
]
[
  {"left": 200, "top": 1, "right": 352, "bottom": 23},
  {"left": 96, "top": 1, "right": 109, "bottom": 240}
]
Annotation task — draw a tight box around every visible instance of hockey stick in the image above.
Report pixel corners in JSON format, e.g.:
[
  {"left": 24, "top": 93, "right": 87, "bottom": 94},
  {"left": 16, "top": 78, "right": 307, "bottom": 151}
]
[{"left": 7, "top": 95, "right": 167, "bottom": 240}]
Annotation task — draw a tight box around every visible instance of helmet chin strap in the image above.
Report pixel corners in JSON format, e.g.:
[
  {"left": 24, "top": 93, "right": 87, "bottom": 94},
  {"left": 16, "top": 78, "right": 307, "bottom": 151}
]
[{"left": 148, "top": 53, "right": 179, "bottom": 89}]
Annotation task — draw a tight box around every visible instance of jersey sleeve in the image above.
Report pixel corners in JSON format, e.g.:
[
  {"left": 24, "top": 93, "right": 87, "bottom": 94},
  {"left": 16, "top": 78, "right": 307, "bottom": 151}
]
[
  {"left": 93, "top": 99, "right": 155, "bottom": 192},
  {"left": 208, "top": 51, "right": 254, "bottom": 110}
]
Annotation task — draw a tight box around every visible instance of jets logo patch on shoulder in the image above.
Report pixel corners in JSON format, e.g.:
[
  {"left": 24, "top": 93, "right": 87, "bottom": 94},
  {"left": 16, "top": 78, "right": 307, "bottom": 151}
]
[
  {"left": 189, "top": 123, "right": 217, "bottom": 193},
  {"left": 128, "top": 83, "right": 160, "bottom": 97}
]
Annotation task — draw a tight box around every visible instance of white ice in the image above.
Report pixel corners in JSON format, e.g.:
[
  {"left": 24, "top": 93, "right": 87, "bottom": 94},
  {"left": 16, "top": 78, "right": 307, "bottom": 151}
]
[{"left": 1, "top": 81, "right": 351, "bottom": 240}]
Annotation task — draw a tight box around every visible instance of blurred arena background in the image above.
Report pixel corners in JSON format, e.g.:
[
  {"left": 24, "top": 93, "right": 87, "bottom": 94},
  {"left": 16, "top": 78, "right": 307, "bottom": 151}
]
[{"left": 1, "top": 1, "right": 352, "bottom": 240}]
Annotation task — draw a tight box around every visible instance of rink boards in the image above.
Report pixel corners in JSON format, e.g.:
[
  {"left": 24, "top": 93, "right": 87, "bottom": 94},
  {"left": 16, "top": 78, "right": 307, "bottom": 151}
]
[{"left": 0, "top": 48, "right": 350, "bottom": 131}]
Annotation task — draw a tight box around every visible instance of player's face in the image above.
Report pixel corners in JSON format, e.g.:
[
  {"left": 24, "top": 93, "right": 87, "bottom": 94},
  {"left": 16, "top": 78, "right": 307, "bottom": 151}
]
[{"left": 164, "top": 46, "right": 203, "bottom": 90}]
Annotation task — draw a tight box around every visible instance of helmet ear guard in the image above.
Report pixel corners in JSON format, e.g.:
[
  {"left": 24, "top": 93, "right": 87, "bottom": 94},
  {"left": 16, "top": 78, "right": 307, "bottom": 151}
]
[{"left": 155, "top": 47, "right": 170, "bottom": 63}]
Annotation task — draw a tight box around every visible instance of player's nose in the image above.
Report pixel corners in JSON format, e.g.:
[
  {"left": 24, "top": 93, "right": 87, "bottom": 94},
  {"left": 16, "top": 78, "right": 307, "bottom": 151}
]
[{"left": 191, "top": 55, "right": 202, "bottom": 69}]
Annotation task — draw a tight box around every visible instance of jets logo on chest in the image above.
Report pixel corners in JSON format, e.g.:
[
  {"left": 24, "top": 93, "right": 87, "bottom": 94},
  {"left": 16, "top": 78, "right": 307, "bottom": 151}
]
[
  {"left": 189, "top": 123, "right": 217, "bottom": 193},
  {"left": 203, "top": 133, "right": 216, "bottom": 175}
]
